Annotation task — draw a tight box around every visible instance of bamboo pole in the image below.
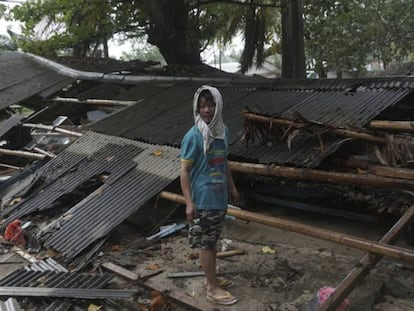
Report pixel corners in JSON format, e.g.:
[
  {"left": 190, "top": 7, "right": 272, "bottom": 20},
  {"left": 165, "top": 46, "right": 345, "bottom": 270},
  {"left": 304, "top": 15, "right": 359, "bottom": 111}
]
[
  {"left": 21, "top": 123, "right": 82, "bottom": 137},
  {"left": 243, "top": 111, "right": 387, "bottom": 144},
  {"left": 345, "top": 159, "right": 414, "bottom": 180},
  {"left": 317, "top": 205, "right": 414, "bottom": 311},
  {"left": 228, "top": 160, "right": 414, "bottom": 192},
  {"left": 159, "top": 191, "right": 414, "bottom": 265},
  {"left": 51, "top": 96, "right": 139, "bottom": 106},
  {"left": 0, "top": 163, "right": 23, "bottom": 170},
  {"left": 32, "top": 147, "right": 56, "bottom": 158},
  {"left": 0, "top": 148, "right": 46, "bottom": 160},
  {"left": 369, "top": 120, "right": 414, "bottom": 132}
]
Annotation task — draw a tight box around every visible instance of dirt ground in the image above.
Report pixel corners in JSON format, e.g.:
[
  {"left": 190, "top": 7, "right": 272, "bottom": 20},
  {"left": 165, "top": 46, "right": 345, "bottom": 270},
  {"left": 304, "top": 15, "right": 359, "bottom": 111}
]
[{"left": 103, "top": 204, "right": 414, "bottom": 311}]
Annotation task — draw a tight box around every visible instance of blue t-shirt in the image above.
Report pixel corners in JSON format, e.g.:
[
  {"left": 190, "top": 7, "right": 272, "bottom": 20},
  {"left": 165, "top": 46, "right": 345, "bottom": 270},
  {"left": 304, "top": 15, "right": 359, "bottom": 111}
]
[{"left": 181, "top": 125, "right": 229, "bottom": 210}]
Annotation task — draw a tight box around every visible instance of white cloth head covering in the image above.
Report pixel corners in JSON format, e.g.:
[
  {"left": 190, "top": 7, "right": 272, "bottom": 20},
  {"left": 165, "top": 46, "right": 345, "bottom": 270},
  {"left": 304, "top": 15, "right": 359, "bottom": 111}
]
[{"left": 193, "top": 85, "right": 225, "bottom": 154}]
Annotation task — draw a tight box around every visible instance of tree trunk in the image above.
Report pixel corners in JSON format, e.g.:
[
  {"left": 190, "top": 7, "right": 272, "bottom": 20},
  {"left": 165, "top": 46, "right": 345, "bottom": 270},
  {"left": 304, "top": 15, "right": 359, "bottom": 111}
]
[
  {"left": 144, "top": 0, "right": 201, "bottom": 66},
  {"left": 281, "top": 0, "right": 306, "bottom": 78}
]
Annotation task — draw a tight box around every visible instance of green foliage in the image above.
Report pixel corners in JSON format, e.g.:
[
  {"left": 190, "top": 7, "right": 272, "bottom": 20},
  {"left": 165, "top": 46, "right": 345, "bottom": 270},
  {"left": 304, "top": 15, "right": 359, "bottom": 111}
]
[
  {"left": 304, "top": 0, "right": 414, "bottom": 77},
  {"left": 11, "top": 0, "right": 120, "bottom": 56},
  {"left": 7, "top": 0, "right": 414, "bottom": 76}
]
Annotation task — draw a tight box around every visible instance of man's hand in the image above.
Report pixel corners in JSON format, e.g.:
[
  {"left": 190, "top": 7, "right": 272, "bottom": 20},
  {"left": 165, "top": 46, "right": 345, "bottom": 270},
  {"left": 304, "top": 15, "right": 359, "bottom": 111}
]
[
  {"left": 229, "top": 187, "right": 240, "bottom": 206},
  {"left": 186, "top": 202, "right": 196, "bottom": 224}
]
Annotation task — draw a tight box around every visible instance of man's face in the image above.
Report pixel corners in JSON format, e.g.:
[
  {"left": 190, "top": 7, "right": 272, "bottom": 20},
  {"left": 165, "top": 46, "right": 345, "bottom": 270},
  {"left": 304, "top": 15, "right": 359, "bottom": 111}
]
[{"left": 199, "top": 97, "right": 216, "bottom": 124}]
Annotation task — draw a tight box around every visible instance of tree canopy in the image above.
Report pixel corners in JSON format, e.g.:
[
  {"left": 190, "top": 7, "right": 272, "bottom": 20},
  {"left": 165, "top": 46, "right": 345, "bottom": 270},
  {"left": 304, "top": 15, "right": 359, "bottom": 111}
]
[{"left": 6, "top": 0, "right": 414, "bottom": 77}]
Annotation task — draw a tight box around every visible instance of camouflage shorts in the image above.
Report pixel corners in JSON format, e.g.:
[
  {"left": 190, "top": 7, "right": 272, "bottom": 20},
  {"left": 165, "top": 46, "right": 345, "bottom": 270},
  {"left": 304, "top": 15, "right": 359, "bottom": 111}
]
[{"left": 188, "top": 209, "right": 226, "bottom": 250}]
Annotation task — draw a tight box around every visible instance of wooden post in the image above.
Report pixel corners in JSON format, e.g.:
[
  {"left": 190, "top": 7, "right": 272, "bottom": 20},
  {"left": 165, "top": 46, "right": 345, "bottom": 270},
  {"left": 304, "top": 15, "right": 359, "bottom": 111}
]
[
  {"left": 228, "top": 160, "right": 414, "bottom": 192},
  {"left": 158, "top": 191, "right": 414, "bottom": 265},
  {"left": 317, "top": 205, "right": 414, "bottom": 311},
  {"left": 243, "top": 111, "right": 387, "bottom": 144}
]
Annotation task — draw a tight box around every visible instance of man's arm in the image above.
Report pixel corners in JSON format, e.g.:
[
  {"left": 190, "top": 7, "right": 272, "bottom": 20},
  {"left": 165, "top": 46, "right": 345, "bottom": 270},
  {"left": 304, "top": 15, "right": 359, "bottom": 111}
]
[
  {"left": 180, "top": 161, "right": 196, "bottom": 223},
  {"left": 226, "top": 162, "right": 240, "bottom": 206}
]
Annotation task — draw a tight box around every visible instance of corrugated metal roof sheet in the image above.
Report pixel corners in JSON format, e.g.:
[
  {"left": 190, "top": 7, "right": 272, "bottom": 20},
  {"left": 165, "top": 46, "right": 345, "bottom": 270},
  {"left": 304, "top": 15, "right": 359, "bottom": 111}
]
[
  {"left": 3, "top": 131, "right": 180, "bottom": 259},
  {"left": 0, "top": 115, "right": 25, "bottom": 138},
  {"left": 0, "top": 298, "right": 21, "bottom": 311},
  {"left": 90, "top": 85, "right": 253, "bottom": 146},
  {"left": 89, "top": 80, "right": 414, "bottom": 167},
  {"left": 0, "top": 52, "right": 73, "bottom": 109},
  {"left": 0, "top": 269, "right": 111, "bottom": 288},
  {"left": 26, "top": 258, "right": 68, "bottom": 273},
  {"left": 244, "top": 88, "right": 411, "bottom": 128}
]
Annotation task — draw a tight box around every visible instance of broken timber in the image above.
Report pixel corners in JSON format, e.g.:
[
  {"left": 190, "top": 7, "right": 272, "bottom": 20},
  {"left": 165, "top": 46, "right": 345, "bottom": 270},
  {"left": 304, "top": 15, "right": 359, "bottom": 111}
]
[
  {"left": 101, "top": 261, "right": 215, "bottom": 311},
  {"left": 159, "top": 191, "right": 414, "bottom": 265},
  {"left": 21, "top": 123, "right": 82, "bottom": 137},
  {"left": 228, "top": 161, "right": 414, "bottom": 192},
  {"left": 243, "top": 111, "right": 387, "bottom": 144},
  {"left": 317, "top": 205, "right": 414, "bottom": 311}
]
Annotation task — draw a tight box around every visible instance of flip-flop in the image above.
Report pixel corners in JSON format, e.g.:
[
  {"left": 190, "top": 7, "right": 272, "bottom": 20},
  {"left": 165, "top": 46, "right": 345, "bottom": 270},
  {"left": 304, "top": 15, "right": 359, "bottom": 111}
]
[
  {"left": 206, "top": 291, "right": 237, "bottom": 305},
  {"left": 204, "top": 278, "right": 234, "bottom": 289},
  {"left": 218, "top": 278, "right": 234, "bottom": 289}
]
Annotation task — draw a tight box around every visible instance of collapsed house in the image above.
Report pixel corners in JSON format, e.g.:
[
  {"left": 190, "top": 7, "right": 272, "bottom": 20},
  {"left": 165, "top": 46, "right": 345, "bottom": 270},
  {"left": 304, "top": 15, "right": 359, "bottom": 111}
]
[{"left": 0, "top": 51, "right": 414, "bottom": 310}]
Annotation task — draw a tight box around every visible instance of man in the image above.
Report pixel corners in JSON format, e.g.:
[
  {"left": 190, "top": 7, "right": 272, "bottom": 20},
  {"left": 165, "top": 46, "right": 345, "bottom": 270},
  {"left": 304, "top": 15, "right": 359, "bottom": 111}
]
[{"left": 180, "top": 85, "right": 239, "bottom": 306}]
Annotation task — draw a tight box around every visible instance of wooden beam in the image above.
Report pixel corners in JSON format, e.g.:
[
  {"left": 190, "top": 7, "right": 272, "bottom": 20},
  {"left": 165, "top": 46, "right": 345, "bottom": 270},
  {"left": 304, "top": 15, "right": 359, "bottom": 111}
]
[
  {"left": 243, "top": 111, "right": 387, "bottom": 144},
  {"left": 159, "top": 191, "right": 414, "bottom": 265},
  {"left": 369, "top": 120, "right": 414, "bottom": 132},
  {"left": 228, "top": 160, "right": 414, "bottom": 192},
  {"left": 345, "top": 159, "right": 414, "bottom": 180},
  {"left": 101, "top": 261, "right": 215, "bottom": 311},
  {"left": 317, "top": 205, "right": 414, "bottom": 311}
]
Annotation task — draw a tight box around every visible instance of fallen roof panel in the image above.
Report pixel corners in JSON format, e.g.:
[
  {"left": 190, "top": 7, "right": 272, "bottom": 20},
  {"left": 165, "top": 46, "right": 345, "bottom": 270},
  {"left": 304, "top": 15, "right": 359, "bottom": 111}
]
[
  {"left": 0, "top": 269, "right": 111, "bottom": 289},
  {"left": 3, "top": 131, "right": 181, "bottom": 259},
  {"left": 0, "top": 52, "right": 73, "bottom": 109},
  {"left": 90, "top": 80, "right": 414, "bottom": 167}
]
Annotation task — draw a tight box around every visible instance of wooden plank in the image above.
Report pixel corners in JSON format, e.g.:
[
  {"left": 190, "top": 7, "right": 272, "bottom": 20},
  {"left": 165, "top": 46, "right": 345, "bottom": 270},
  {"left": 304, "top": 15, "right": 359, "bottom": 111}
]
[
  {"left": 317, "top": 205, "right": 414, "bottom": 311},
  {"left": 101, "top": 261, "right": 140, "bottom": 280},
  {"left": 12, "top": 246, "right": 38, "bottom": 263},
  {"left": 101, "top": 261, "right": 215, "bottom": 311}
]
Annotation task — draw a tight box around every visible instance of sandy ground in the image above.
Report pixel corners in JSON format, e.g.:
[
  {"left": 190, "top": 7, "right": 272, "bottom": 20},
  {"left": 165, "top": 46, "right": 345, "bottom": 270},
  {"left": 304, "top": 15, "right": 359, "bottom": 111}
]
[
  {"left": 103, "top": 205, "right": 414, "bottom": 311},
  {"left": 1, "top": 203, "right": 414, "bottom": 310}
]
